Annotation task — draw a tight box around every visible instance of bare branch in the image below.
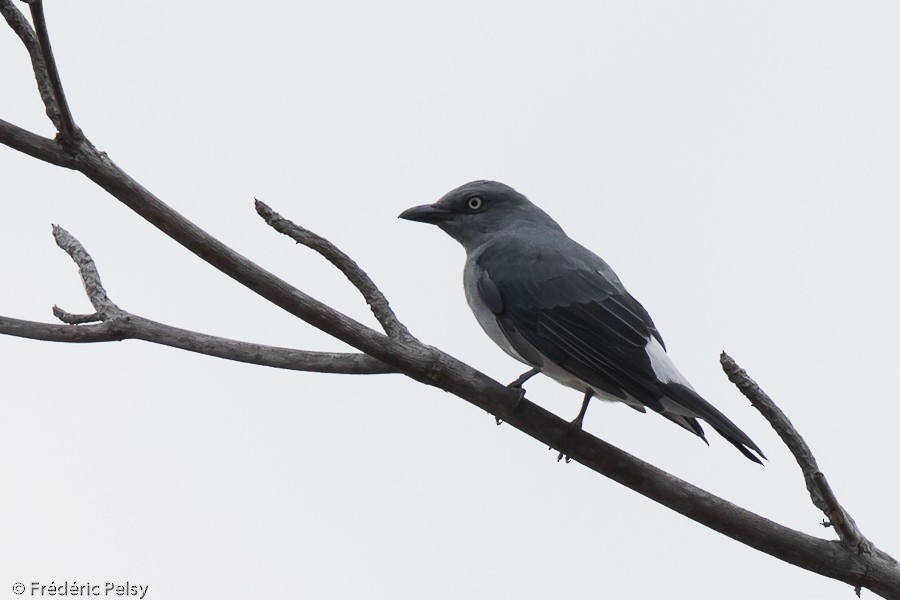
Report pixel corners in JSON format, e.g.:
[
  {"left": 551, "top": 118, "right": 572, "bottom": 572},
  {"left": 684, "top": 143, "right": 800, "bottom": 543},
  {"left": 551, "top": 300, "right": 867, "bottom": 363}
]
[
  {"left": 255, "top": 199, "right": 415, "bottom": 341},
  {"left": 71, "top": 149, "right": 401, "bottom": 369},
  {"left": 120, "top": 313, "right": 396, "bottom": 374},
  {"left": 0, "top": 314, "right": 395, "bottom": 374},
  {"left": 24, "top": 0, "right": 80, "bottom": 143},
  {"left": 0, "top": 0, "right": 61, "bottom": 131},
  {"left": 52, "top": 306, "right": 101, "bottom": 324},
  {"left": 0, "top": 118, "right": 73, "bottom": 167},
  {"left": 52, "top": 224, "right": 121, "bottom": 318},
  {"left": 720, "top": 352, "right": 869, "bottom": 554},
  {"left": 486, "top": 383, "right": 900, "bottom": 598},
  {"left": 0, "top": 224, "right": 396, "bottom": 374},
  {"left": 0, "top": 315, "right": 111, "bottom": 343}
]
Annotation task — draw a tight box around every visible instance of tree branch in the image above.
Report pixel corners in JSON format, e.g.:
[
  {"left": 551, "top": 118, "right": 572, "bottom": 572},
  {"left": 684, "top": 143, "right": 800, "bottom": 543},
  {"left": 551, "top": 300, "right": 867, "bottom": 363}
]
[
  {"left": 71, "top": 148, "right": 418, "bottom": 369},
  {"left": 0, "top": 0, "right": 61, "bottom": 132},
  {"left": 0, "top": 314, "right": 395, "bottom": 374},
  {"left": 721, "top": 352, "right": 869, "bottom": 554},
  {"left": 255, "top": 199, "right": 415, "bottom": 341},
  {"left": 0, "top": 225, "right": 395, "bottom": 375},
  {"left": 8, "top": 0, "right": 406, "bottom": 380},
  {"left": 52, "top": 306, "right": 101, "bottom": 324},
  {"left": 51, "top": 225, "right": 121, "bottom": 318},
  {"left": 0, "top": 118, "right": 73, "bottom": 167},
  {"left": 24, "top": 0, "right": 81, "bottom": 144}
]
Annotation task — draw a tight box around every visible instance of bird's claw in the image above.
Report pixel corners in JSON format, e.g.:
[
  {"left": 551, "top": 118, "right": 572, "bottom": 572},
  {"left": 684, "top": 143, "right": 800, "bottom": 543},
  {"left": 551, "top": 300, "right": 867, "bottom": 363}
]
[
  {"left": 568, "top": 417, "right": 585, "bottom": 432},
  {"left": 552, "top": 407, "right": 589, "bottom": 463},
  {"left": 495, "top": 416, "right": 503, "bottom": 426},
  {"left": 504, "top": 371, "right": 533, "bottom": 410},
  {"left": 556, "top": 451, "right": 572, "bottom": 463}
]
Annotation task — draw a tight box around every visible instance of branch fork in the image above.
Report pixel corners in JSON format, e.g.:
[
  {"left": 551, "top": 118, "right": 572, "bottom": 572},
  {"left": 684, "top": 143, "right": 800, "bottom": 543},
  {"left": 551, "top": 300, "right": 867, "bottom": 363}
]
[
  {"left": 721, "top": 353, "right": 871, "bottom": 555},
  {"left": 0, "top": 224, "right": 395, "bottom": 376}
]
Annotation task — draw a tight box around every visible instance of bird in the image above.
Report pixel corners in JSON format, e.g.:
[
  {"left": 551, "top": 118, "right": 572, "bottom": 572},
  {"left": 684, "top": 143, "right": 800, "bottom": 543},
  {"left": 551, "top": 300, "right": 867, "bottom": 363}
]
[{"left": 399, "top": 180, "right": 765, "bottom": 464}]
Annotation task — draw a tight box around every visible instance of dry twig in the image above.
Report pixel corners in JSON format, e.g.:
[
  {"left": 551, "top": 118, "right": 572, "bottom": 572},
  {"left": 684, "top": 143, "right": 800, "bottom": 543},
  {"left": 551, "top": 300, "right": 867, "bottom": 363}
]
[
  {"left": 255, "top": 199, "right": 414, "bottom": 341},
  {"left": 24, "top": 0, "right": 81, "bottom": 144},
  {"left": 721, "top": 352, "right": 869, "bottom": 554},
  {"left": 0, "top": 0, "right": 59, "bottom": 130},
  {"left": 0, "top": 227, "right": 394, "bottom": 375}
]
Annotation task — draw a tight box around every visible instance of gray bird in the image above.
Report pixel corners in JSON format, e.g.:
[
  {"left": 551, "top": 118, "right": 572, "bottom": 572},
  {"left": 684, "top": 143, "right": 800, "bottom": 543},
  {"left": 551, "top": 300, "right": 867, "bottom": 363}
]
[{"left": 399, "top": 180, "right": 764, "bottom": 464}]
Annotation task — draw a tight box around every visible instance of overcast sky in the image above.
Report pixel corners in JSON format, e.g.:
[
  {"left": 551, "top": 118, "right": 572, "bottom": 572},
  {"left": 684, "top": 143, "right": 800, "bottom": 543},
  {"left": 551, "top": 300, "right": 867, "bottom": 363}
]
[{"left": 2, "top": 2, "right": 898, "bottom": 599}]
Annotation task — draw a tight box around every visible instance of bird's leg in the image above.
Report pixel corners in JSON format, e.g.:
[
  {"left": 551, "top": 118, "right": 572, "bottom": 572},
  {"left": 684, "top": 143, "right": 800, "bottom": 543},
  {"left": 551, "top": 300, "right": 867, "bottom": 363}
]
[
  {"left": 570, "top": 389, "right": 594, "bottom": 430},
  {"left": 507, "top": 367, "right": 540, "bottom": 391},
  {"left": 557, "top": 389, "right": 594, "bottom": 462},
  {"left": 497, "top": 367, "right": 541, "bottom": 425}
]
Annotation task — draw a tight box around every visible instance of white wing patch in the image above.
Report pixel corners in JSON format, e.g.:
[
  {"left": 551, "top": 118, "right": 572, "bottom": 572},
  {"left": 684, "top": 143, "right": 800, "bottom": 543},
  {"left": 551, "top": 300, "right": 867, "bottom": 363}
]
[{"left": 645, "top": 336, "right": 693, "bottom": 388}]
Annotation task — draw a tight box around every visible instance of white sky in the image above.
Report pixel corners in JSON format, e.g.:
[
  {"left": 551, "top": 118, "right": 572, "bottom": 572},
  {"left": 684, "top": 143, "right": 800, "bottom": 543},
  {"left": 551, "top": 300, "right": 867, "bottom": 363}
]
[{"left": 1, "top": 2, "right": 898, "bottom": 599}]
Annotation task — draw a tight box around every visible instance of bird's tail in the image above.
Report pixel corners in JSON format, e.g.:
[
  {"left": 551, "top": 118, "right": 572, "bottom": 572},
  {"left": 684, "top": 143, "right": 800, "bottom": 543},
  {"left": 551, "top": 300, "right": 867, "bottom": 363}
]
[{"left": 660, "top": 382, "right": 766, "bottom": 464}]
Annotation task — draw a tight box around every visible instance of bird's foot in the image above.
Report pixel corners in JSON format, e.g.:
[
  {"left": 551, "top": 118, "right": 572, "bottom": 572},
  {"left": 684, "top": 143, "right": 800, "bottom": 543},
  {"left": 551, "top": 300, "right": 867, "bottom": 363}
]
[
  {"left": 498, "top": 368, "right": 539, "bottom": 425},
  {"left": 556, "top": 450, "right": 573, "bottom": 463},
  {"left": 507, "top": 367, "right": 540, "bottom": 396},
  {"left": 510, "top": 386, "right": 527, "bottom": 405},
  {"left": 570, "top": 389, "right": 593, "bottom": 432},
  {"left": 555, "top": 419, "right": 585, "bottom": 463},
  {"left": 553, "top": 390, "right": 594, "bottom": 463}
]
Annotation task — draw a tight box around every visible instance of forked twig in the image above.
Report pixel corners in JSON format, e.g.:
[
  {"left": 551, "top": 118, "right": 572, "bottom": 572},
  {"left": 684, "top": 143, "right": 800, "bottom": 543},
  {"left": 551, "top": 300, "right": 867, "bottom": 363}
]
[
  {"left": 0, "top": 0, "right": 60, "bottom": 130},
  {"left": 721, "top": 352, "right": 868, "bottom": 554},
  {"left": 25, "top": 0, "right": 81, "bottom": 144},
  {"left": 255, "top": 199, "right": 414, "bottom": 341},
  {"left": 0, "top": 226, "right": 395, "bottom": 375}
]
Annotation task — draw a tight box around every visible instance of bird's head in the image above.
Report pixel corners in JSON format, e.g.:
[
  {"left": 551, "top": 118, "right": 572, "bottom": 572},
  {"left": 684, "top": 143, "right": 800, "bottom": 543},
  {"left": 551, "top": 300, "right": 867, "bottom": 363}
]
[{"left": 399, "top": 180, "right": 562, "bottom": 251}]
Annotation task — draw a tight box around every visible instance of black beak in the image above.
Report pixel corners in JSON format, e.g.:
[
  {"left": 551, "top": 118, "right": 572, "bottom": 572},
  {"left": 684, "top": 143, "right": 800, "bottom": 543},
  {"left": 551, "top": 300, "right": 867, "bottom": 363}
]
[{"left": 398, "top": 204, "right": 453, "bottom": 224}]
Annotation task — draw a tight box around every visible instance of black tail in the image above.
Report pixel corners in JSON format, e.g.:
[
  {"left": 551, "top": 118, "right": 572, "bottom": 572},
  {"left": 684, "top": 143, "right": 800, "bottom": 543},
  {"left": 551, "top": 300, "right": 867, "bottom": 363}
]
[{"left": 660, "top": 382, "right": 766, "bottom": 465}]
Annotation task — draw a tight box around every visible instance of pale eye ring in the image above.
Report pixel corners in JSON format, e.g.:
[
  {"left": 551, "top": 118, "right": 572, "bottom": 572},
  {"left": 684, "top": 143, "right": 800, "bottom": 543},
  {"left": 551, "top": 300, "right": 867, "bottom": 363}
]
[{"left": 467, "top": 196, "right": 483, "bottom": 211}]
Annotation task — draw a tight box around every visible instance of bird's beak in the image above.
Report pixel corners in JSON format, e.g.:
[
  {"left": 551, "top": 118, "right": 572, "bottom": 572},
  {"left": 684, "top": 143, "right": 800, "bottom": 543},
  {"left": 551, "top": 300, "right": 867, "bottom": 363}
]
[{"left": 398, "top": 203, "right": 453, "bottom": 224}]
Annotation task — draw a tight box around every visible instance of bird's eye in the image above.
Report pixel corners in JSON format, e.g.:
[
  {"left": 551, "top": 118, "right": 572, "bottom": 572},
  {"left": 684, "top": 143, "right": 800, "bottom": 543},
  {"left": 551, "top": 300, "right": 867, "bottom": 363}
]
[{"left": 467, "top": 196, "right": 483, "bottom": 211}]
